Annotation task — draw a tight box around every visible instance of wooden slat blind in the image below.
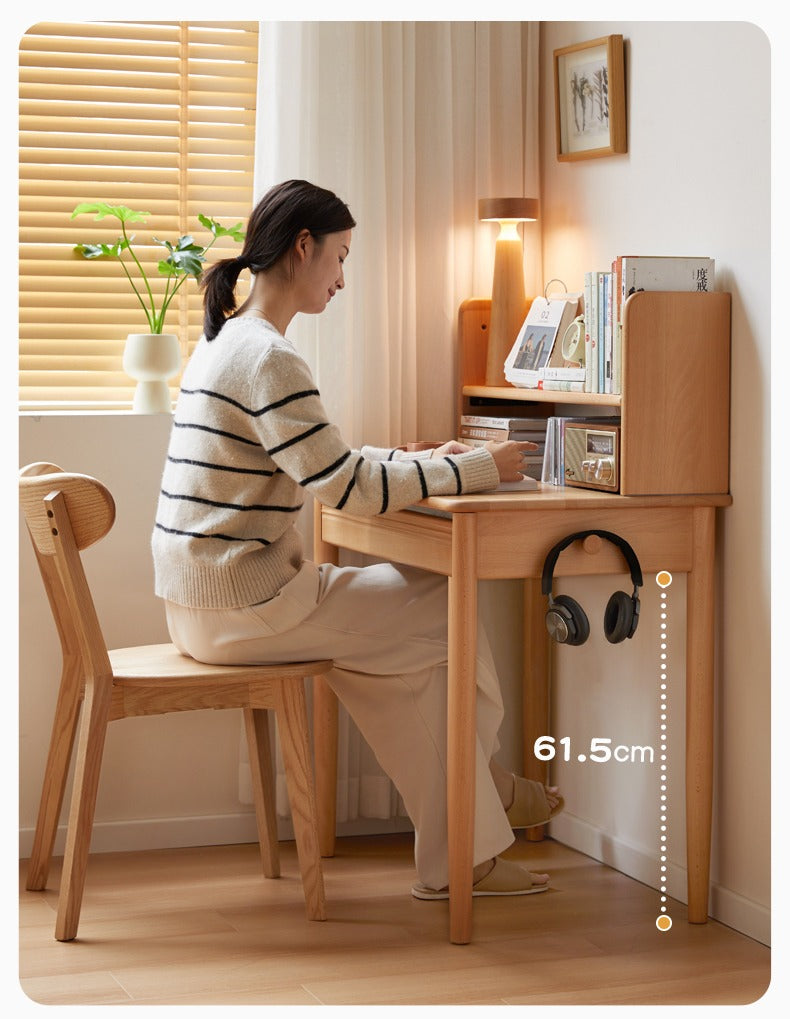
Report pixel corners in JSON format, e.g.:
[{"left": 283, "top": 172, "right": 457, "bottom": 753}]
[{"left": 19, "top": 21, "right": 258, "bottom": 409}]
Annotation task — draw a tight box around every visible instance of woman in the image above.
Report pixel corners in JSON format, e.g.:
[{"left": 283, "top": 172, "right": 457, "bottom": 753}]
[{"left": 152, "top": 179, "right": 562, "bottom": 899}]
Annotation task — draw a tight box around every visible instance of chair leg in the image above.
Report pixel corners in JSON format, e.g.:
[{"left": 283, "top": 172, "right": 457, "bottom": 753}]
[
  {"left": 275, "top": 679, "right": 327, "bottom": 922},
  {"left": 243, "top": 707, "right": 280, "bottom": 878},
  {"left": 54, "top": 676, "right": 113, "bottom": 942},
  {"left": 27, "top": 657, "right": 83, "bottom": 891},
  {"left": 312, "top": 674, "right": 338, "bottom": 858}
]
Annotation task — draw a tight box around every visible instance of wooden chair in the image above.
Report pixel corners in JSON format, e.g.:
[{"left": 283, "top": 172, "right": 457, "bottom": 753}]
[{"left": 20, "top": 462, "right": 332, "bottom": 941}]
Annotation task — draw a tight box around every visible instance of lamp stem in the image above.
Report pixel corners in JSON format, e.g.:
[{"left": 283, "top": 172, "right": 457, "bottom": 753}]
[{"left": 485, "top": 232, "right": 526, "bottom": 387}]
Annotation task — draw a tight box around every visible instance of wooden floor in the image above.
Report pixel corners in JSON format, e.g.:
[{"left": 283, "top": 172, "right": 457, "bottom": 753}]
[{"left": 19, "top": 833, "right": 770, "bottom": 1007}]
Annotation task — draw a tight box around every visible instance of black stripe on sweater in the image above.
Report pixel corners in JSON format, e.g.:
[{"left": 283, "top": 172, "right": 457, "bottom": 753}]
[
  {"left": 300, "top": 450, "right": 352, "bottom": 486},
  {"left": 167, "top": 455, "right": 279, "bottom": 477},
  {"left": 380, "top": 462, "right": 389, "bottom": 514},
  {"left": 180, "top": 386, "right": 320, "bottom": 417},
  {"left": 414, "top": 460, "right": 428, "bottom": 499},
  {"left": 444, "top": 456, "right": 462, "bottom": 495},
  {"left": 154, "top": 521, "right": 270, "bottom": 545},
  {"left": 174, "top": 420, "right": 260, "bottom": 447},
  {"left": 160, "top": 489, "right": 302, "bottom": 514},
  {"left": 335, "top": 455, "right": 363, "bottom": 510},
  {"left": 267, "top": 421, "right": 328, "bottom": 456}
]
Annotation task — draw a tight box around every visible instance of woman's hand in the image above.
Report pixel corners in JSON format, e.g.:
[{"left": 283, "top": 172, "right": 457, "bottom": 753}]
[
  {"left": 428, "top": 440, "right": 474, "bottom": 457},
  {"left": 484, "top": 440, "right": 539, "bottom": 483}
]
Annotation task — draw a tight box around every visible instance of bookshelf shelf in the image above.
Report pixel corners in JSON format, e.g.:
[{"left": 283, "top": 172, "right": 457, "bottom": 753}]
[
  {"left": 462, "top": 384, "right": 621, "bottom": 408},
  {"left": 458, "top": 290, "right": 731, "bottom": 496}
]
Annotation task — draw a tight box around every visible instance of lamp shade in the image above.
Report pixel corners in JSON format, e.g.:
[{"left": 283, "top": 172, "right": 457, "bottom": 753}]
[
  {"left": 478, "top": 197, "right": 539, "bottom": 223},
  {"left": 479, "top": 197, "right": 539, "bottom": 386}
]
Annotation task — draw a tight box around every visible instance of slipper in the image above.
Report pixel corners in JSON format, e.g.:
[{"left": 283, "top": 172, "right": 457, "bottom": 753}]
[
  {"left": 505, "top": 777, "right": 565, "bottom": 829},
  {"left": 411, "top": 857, "right": 549, "bottom": 900}
]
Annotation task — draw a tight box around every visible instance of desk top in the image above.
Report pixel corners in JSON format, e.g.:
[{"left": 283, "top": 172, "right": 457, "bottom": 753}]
[{"left": 420, "top": 483, "right": 732, "bottom": 515}]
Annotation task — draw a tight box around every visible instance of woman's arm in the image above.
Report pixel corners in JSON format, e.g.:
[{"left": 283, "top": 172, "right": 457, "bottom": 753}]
[{"left": 251, "top": 346, "right": 500, "bottom": 514}]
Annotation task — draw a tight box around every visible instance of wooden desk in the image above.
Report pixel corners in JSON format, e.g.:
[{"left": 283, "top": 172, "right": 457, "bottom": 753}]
[{"left": 312, "top": 485, "right": 731, "bottom": 944}]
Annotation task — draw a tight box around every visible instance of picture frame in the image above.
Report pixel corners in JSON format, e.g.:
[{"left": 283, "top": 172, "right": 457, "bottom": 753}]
[{"left": 554, "top": 34, "right": 626, "bottom": 161}]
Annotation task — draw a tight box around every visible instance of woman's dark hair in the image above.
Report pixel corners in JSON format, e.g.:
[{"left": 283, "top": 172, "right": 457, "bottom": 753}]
[{"left": 201, "top": 179, "right": 356, "bottom": 340}]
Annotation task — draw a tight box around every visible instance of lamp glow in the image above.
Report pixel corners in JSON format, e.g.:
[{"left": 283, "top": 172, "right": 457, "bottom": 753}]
[{"left": 478, "top": 197, "right": 539, "bottom": 387}]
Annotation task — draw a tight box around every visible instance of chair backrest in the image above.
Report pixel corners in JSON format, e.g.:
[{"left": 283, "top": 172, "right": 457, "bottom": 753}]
[{"left": 20, "top": 463, "right": 116, "bottom": 681}]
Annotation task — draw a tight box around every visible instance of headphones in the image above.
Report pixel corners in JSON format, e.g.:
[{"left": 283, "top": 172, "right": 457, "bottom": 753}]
[{"left": 542, "top": 530, "right": 643, "bottom": 646}]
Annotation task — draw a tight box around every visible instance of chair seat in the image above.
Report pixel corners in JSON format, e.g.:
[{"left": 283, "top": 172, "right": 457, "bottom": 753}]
[{"left": 109, "top": 644, "right": 334, "bottom": 686}]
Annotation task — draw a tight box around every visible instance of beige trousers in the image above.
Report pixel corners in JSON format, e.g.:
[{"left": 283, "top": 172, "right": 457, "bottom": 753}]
[{"left": 165, "top": 559, "right": 515, "bottom": 890}]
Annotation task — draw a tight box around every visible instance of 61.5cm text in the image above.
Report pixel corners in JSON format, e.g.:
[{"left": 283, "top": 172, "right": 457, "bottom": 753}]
[{"left": 534, "top": 736, "right": 655, "bottom": 764}]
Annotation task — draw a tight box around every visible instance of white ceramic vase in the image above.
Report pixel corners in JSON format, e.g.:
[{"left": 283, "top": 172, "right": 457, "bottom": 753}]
[{"left": 122, "top": 333, "right": 181, "bottom": 414}]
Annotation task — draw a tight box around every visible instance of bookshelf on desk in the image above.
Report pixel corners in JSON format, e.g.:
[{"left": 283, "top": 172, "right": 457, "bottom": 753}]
[{"left": 459, "top": 289, "right": 732, "bottom": 496}]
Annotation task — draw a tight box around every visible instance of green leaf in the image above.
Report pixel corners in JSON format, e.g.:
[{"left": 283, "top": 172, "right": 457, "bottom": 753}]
[
  {"left": 198, "top": 214, "right": 246, "bottom": 242},
  {"left": 72, "top": 202, "right": 151, "bottom": 223},
  {"left": 73, "top": 238, "right": 130, "bottom": 259},
  {"left": 158, "top": 249, "right": 206, "bottom": 277},
  {"left": 154, "top": 235, "right": 205, "bottom": 256},
  {"left": 157, "top": 260, "right": 181, "bottom": 278}
]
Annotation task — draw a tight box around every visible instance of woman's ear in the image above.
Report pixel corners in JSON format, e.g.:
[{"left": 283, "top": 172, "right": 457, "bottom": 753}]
[{"left": 293, "top": 228, "right": 313, "bottom": 264}]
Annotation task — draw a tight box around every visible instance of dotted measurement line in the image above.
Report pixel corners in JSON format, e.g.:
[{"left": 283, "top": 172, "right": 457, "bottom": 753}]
[{"left": 656, "top": 570, "right": 673, "bottom": 933}]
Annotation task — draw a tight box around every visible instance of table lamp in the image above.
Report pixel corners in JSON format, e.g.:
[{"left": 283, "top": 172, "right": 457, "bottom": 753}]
[{"left": 478, "top": 197, "right": 539, "bottom": 386}]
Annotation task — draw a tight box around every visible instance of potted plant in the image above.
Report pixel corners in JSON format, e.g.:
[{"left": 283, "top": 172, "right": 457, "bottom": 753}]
[{"left": 72, "top": 202, "right": 245, "bottom": 412}]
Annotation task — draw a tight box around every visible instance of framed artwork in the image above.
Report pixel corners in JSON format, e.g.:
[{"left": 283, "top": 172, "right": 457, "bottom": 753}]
[{"left": 554, "top": 34, "right": 626, "bottom": 161}]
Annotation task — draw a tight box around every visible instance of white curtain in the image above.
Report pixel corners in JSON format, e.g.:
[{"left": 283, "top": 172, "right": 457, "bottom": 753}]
[{"left": 240, "top": 20, "right": 540, "bottom": 825}]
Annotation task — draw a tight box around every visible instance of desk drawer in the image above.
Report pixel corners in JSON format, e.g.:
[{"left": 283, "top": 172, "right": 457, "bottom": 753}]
[{"left": 475, "top": 506, "right": 695, "bottom": 579}]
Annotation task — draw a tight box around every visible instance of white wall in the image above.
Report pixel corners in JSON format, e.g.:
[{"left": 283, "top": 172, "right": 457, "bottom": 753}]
[{"left": 539, "top": 21, "right": 770, "bottom": 944}]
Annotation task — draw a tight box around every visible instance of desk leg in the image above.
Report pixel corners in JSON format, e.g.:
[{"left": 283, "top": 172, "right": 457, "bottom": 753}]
[
  {"left": 447, "top": 512, "right": 478, "bottom": 945},
  {"left": 523, "top": 578, "right": 551, "bottom": 842},
  {"left": 685, "top": 506, "right": 715, "bottom": 923},
  {"left": 312, "top": 501, "right": 339, "bottom": 859}
]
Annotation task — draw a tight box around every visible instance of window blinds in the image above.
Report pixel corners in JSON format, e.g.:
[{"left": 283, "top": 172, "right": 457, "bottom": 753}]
[{"left": 19, "top": 21, "right": 258, "bottom": 409}]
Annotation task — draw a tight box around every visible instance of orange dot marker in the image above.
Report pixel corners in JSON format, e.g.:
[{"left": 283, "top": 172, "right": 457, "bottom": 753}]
[
  {"left": 656, "top": 915, "right": 672, "bottom": 932},
  {"left": 657, "top": 571, "right": 672, "bottom": 588}
]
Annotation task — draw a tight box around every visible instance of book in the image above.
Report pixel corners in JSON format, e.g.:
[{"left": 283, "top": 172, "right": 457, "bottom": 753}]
[
  {"left": 583, "top": 272, "right": 604, "bottom": 394},
  {"left": 539, "top": 379, "right": 586, "bottom": 393},
  {"left": 504, "top": 296, "right": 581, "bottom": 389},
  {"left": 597, "top": 272, "right": 606, "bottom": 392},
  {"left": 620, "top": 255, "right": 715, "bottom": 304},
  {"left": 460, "top": 414, "right": 549, "bottom": 430},
  {"left": 542, "top": 366, "right": 586, "bottom": 382},
  {"left": 459, "top": 424, "right": 546, "bottom": 442},
  {"left": 604, "top": 271, "right": 614, "bottom": 394},
  {"left": 475, "top": 476, "right": 541, "bottom": 493},
  {"left": 611, "top": 257, "right": 623, "bottom": 395},
  {"left": 583, "top": 272, "right": 596, "bottom": 394},
  {"left": 496, "top": 476, "right": 539, "bottom": 491}
]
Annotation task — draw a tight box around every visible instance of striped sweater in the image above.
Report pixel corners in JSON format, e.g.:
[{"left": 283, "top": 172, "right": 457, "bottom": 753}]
[{"left": 152, "top": 316, "right": 500, "bottom": 609}]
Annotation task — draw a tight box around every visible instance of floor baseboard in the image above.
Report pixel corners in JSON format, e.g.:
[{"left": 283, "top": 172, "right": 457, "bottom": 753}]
[{"left": 548, "top": 812, "right": 770, "bottom": 947}]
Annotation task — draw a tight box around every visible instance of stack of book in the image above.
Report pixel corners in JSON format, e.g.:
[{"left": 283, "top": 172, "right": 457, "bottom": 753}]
[
  {"left": 583, "top": 255, "right": 715, "bottom": 395},
  {"left": 459, "top": 414, "right": 548, "bottom": 480}
]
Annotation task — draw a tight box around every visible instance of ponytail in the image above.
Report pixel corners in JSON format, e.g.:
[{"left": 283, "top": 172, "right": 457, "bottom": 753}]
[{"left": 201, "top": 256, "right": 247, "bottom": 341}]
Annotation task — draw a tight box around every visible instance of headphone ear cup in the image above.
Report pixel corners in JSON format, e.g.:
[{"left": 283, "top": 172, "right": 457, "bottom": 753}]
[
  {"left": 604, "top": 590, "right": 636, "bottom": 643},
  {"left": 547, "top": 594, "right": 590, "bottom": 646}
]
